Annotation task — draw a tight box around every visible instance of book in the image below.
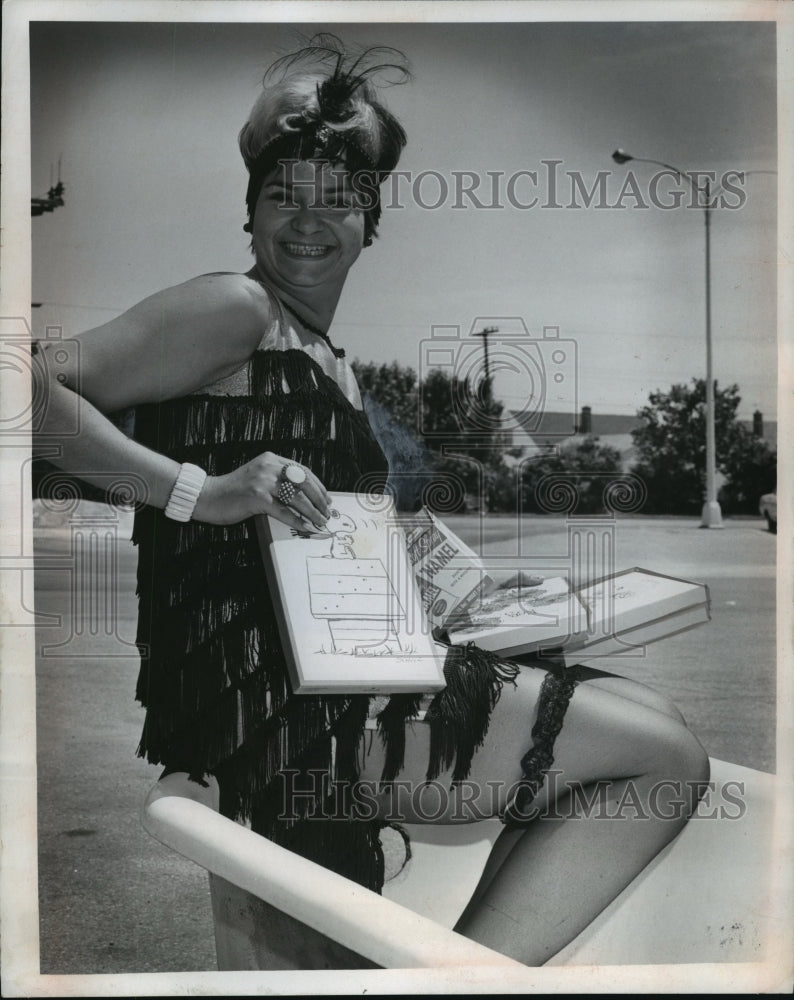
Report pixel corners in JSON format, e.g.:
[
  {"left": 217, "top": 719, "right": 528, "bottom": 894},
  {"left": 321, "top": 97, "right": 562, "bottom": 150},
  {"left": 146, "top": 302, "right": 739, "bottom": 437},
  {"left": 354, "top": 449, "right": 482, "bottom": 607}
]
[
  {"left": 561, "top": 601, "right": 712, "bottom": 666},
  {"left": 565, "top": 567, "right": 711, "bottom": 663},
  {"left": 255, "top": 492, "right": 448, "bottom": 695},
  {"left": 446, "top": 567, "right": 710, "bottom": 659},
  {"left": 445, "top": 574, "right": 589, "bottom": 655},
  {"left": 400, "top": 507, "right": 496, "bottom": 630}
]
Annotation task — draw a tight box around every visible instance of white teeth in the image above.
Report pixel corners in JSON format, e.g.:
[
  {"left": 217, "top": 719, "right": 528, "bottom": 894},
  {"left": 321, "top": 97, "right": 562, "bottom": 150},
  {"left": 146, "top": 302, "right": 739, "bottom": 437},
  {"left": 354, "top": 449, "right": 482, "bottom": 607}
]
[{"left": 282, "top": 243, "right": 331, "bottom": 257}]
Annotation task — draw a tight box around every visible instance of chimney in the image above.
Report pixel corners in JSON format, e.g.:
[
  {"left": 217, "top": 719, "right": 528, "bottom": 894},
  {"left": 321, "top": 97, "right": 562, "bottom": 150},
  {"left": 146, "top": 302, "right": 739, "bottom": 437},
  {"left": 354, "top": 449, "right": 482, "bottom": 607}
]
[
  {"left": 579, "top": 405, "right": 592, "bottom": 435},
  {"left": 753, "top": 410, "right": 763, "bottom": 437}
]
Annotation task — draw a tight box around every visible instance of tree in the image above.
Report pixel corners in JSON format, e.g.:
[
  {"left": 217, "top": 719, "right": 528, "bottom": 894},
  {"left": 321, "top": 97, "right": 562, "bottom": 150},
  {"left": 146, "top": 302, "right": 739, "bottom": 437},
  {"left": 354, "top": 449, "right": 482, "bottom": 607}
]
[
  {"left": 719, "top": 429, "right": 777, "bottom": 514},
  {"left": 351, "top": 360, "right": 420, "bottom": 435},
  {"left": 414, "top": 369, "right": 502, "bottom": 459},
  {"left": 351, "top": 360, "right": 431, "bottom": 510},
  {"left": 630, "top": 379, "right": 777, "bottom": 514},
  {"left": 351, "top": 359, "right": 511, "bottom": 511},
  {"left": 521, "top": 436, "right": 624, "bottom": 514}
]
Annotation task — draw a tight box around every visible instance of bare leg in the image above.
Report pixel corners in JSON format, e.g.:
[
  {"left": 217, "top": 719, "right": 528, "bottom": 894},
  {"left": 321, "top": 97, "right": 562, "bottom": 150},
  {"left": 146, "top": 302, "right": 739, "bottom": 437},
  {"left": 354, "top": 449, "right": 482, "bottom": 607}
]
[
  {"left": 575, "top": 672, "right": 686, "bottom": 724},
  {"left": 515, "top": 654, "right": 687, "bottom": 723},
  {"left": 359, "top": 663, "right": 709, "bottom": 965}
]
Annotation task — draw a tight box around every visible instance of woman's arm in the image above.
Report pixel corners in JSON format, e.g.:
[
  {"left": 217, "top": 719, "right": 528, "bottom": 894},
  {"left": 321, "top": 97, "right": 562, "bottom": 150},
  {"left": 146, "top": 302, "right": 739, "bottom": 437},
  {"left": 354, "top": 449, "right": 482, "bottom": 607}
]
[
  {"left": 33, "top": 273, "right": 331, "bottom": 528},
  {"left": 38, "top": 273, "right": 271, "bottom": 411}
]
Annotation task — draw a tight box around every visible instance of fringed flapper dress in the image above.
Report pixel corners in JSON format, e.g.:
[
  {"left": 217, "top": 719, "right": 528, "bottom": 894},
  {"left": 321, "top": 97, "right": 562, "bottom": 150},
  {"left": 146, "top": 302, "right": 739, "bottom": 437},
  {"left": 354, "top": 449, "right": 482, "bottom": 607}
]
[{"left": 131, "top": 314, "right": 574, "bottom": 893}]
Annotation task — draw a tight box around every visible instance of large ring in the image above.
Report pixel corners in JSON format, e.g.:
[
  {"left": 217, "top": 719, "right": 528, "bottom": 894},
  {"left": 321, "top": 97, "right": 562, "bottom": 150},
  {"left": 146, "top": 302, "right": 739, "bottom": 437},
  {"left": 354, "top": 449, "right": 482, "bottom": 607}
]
[
  {"left": 282, "top": 464, "right": 307, "bottom": 487},
  {"left": 277, "top": 481, "right": 297, "bottom": 506}
]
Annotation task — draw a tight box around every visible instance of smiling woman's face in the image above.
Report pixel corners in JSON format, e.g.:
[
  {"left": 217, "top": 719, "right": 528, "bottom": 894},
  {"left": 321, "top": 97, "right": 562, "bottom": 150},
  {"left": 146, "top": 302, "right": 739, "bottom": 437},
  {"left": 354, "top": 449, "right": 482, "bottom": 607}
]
[{"left": 250, "top": 159, "right": 366, "bottom": 312}]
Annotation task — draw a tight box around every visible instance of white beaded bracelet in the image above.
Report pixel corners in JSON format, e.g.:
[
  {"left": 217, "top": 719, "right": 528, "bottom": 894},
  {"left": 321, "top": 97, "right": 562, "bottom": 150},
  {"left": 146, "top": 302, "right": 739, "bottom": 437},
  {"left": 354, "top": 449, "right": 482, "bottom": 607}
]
[{"left": 164, "top": 463, "right": 207, "bottom": 522}]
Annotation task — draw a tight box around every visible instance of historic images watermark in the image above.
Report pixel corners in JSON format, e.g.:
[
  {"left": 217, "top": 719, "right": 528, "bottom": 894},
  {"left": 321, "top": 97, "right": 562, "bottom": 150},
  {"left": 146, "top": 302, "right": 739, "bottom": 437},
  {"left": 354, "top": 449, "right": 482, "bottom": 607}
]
[
  {"left": 273, "top": 159, "right": 751, "bottom": 213},
  {"left": 275, "top": 769, "right": 747, "bottom": 825}
]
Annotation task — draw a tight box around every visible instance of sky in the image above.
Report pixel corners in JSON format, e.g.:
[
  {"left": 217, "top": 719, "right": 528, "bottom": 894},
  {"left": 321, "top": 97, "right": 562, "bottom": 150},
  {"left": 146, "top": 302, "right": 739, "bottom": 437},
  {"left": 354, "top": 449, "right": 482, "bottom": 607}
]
[{"left": 30, "top": 16, "right": 779, "bottom": 422}]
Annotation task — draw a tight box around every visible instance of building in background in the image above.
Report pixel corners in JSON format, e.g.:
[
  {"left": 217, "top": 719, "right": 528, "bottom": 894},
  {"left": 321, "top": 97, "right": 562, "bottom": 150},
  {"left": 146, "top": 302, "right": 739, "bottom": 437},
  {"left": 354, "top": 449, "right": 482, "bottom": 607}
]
[{"left": 507, "top": 406, "right": 777, "bottom": 469}]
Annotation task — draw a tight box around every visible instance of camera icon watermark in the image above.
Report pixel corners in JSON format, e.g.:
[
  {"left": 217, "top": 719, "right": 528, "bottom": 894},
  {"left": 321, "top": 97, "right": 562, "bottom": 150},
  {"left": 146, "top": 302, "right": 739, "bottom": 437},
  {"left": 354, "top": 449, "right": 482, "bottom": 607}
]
[
  {"left": 418, "top": 318, "right": 578, "bottom": 443},
  {"left": 0, "top": 317, "right": 81, "bottom": 439}
]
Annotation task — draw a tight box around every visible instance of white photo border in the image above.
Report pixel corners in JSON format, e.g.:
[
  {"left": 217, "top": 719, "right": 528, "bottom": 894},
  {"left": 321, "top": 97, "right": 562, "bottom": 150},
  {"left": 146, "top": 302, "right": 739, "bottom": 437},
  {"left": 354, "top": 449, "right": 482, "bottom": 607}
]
[{"left": 2, "top": 1, "right": 792, "bottom": 995}]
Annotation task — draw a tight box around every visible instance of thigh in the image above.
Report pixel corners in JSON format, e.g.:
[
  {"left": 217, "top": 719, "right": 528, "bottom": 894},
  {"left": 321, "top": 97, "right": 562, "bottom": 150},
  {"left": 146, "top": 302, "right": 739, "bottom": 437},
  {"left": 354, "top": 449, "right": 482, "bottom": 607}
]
[
  {"left": 358, "top": 661, "right": 699, "bottom": 824},
  {"left": 514, "top": 653, "right": 686, "bottom": 722},
  {"left": 567, "top": 665, "right": 685, "bottom": 723}
]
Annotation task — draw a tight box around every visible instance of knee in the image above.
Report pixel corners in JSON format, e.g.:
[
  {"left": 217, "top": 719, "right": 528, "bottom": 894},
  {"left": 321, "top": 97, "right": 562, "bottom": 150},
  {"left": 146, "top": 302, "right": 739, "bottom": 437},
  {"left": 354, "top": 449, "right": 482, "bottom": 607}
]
[
  {"left": 682, "top": 724, "right": 710, "bottom": 790},
  {"left": 613, "top": 694, "right": 709, "bottom": 783},
  {"left": 650, "top": 713, "right": 711, "bottom": 802},
  {"left": 639, "top": 686, "right": 687, "bottom": 726},
  {"left": 655, "top": 720, "right": 711, "bottom": 824},
  {"left": 608, "top": 707, "right": 711, "bottom": 825}
]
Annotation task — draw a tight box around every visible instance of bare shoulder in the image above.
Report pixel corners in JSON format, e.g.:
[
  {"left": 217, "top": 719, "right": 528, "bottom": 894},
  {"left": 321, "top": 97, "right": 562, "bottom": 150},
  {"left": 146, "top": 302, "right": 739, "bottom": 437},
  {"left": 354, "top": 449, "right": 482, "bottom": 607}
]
[
  {"left": 63, "top": 271, "right": 278, "bottom": 411},
  {"left": 150, "top": 271, "right": 274, "bottom": 350},
  {"left": 174, "top": 270, "right": 271, "bottom": 309}
]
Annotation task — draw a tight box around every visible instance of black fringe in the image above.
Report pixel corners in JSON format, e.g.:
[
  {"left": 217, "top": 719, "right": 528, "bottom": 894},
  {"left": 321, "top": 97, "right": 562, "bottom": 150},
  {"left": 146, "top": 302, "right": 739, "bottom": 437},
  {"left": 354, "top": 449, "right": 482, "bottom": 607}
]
[
  {"left": 133, "top": 349, "right": 390, "bottom": 889},
  {"left": 132, "top": 347, "right": 556, "bottom": 890},
  {"left": 247, "top": 697, "right": 386, "bottom": 892},
  {"left": 424, "top": 643, "right": 520, "bottom": 786},
  {"left": 264, "top": 809, "right": 386, "bottom": 893},
  {"left": 375, "top": 693, "right": 424, "bottom": 785},
  {"left": 503, "top": 666, "right": 579, "bottom": 827}
]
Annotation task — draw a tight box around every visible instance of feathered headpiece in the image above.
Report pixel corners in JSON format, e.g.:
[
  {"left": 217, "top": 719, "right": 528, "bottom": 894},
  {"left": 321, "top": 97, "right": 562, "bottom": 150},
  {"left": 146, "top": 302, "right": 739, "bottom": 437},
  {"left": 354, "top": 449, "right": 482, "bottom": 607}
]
[{"left": 239, "top": 35, "right": 409, "bottom": 242}]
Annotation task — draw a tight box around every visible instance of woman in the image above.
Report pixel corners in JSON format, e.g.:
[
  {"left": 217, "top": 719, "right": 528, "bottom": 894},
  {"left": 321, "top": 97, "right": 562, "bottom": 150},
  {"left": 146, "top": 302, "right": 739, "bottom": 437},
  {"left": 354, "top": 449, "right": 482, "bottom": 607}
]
[{"left": 33, "top": 38, "right": 709, "bottom": 966}]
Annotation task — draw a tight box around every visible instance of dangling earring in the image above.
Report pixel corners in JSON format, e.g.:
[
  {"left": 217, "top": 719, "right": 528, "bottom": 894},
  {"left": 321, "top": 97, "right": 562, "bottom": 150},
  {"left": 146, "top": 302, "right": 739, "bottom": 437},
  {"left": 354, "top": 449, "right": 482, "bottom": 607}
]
[
  {"left": 363, "top": 235, "right": 373, "bottom": 248},
  {"left": 243, "top": 221, "right": 253, "bottom": 233}
]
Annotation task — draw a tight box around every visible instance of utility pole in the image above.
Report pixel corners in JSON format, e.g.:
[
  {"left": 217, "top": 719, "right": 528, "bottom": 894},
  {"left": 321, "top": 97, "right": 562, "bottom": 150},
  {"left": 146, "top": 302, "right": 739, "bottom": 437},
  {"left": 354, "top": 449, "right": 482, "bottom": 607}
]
[{"left": 473, "top": 325, "right": 498, "bottom": 402}]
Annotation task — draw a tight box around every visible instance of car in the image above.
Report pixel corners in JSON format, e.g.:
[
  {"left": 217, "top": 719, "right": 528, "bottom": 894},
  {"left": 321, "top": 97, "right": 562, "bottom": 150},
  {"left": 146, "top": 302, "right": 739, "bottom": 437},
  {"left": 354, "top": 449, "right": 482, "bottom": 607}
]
[{"left": 759, "top": 491, "right": 777, "bottom": 534}]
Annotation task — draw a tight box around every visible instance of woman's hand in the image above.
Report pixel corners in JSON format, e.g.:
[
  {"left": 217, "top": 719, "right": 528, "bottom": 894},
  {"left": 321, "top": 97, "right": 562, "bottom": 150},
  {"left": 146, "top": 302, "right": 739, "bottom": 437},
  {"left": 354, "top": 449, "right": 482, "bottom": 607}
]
[
  {"left": 496, "top": 570, "right": 545, "bottom": 590},
  {"left": 193, "top": 452, "right": 331, "bottom": 530}
]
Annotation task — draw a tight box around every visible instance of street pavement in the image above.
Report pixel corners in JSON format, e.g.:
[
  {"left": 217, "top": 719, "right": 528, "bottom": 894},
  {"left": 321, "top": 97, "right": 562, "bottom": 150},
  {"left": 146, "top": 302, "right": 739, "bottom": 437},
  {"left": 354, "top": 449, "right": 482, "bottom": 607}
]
[
  {"left": 447, "top": 512, "right": 777, "bottom": 773},
  {"left": 31, "top": 509, "right": 777, "bottom": 974}
]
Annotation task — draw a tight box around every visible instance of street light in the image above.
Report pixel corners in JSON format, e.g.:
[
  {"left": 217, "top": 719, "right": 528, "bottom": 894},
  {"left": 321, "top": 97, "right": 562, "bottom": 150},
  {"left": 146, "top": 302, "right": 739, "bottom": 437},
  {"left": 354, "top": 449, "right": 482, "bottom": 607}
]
[{"left": 611, "top": 149, "right": 774, "bottom": 528}]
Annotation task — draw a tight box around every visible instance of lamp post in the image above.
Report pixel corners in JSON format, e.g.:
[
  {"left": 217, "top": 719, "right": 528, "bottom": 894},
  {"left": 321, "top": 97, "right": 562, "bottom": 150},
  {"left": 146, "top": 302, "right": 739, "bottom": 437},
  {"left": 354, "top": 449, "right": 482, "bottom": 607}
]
[{"left": 612, "top": 149, "right": 725, "bottom": 527}]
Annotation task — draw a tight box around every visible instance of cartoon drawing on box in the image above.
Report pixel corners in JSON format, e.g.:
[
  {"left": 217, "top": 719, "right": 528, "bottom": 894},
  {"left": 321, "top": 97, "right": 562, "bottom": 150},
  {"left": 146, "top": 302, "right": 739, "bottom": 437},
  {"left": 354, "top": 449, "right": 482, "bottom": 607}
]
[
  {"left": 307, "top": 509, "right": 408, "bottom": 656},
  {"left": 323, "top": 508, "right": 357, "bottom": 560}
]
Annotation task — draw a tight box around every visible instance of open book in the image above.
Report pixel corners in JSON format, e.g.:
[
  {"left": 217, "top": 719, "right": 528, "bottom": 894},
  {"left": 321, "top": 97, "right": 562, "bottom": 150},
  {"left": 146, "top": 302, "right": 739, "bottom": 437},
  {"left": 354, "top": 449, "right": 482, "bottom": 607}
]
[
  {"left": 446, "top": 567, "right": 711, "bottom": 660},
  {"left": 255, "top": 493, "right": 447, "bottom": 694},
  {"left": 399, "top": 507, "right": 496, "bottom": 629}
]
